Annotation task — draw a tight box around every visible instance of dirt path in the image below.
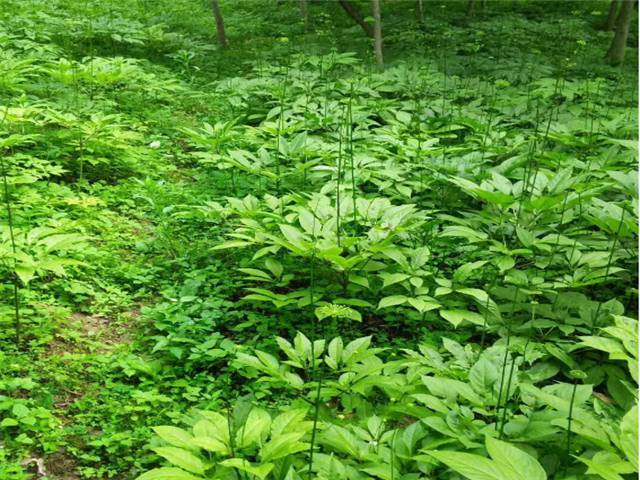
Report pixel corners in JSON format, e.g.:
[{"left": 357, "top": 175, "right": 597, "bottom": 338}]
[{"left": 30, "top": 309, "right": 141, "bottom": 480}]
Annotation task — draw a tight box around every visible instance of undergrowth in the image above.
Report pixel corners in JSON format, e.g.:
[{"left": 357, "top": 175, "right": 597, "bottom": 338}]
[{"left": 0, "top": 1, "right": 637, "bottom": 479}]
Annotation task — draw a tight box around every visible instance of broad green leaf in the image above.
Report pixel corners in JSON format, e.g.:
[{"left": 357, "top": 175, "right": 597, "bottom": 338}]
[
  {"left": 190, "top": 436, "right": 227, "bottom": 454},
  {"left": 547, "top": 167, "right": 573, "bottom": 194},
  {"left": 470, "top": 357, "right": 499, "bottom": 393},
  {"left": 40, "top": 233, "right": 88, "bottom": 252},
  {"left": 442, "top": 337, "right": 467, "bottom": 363},
  {"left": 153, "top": 448, "right": 205, "bottom": 475},
  {"left": 348, "top": 273, "right": 370, "bottom": 288},
  {"left": 516, "top": 227, "right": 534, "bottom": 248},
  {"left": 407, "top": 296, "right": 440, "bottom": 313},
  {"left": 153, "top": 426, "right": 196, "bottom": 451},
  {"left": 457, "top": 288, "right": 490, "bottom": 303},
  {"left": 578, "top": 336, "right": 626, "bottom": 357},
  {"left": 440, "top": 225, "right": 488, "bottom": 243},
  {"left": 260, "top": 432, "right": 308, "bottom": 462},
  {"left": 212, "top": 240, "right": 252, "bottom": 250},
  {"left": 264, "top": 258, "right": 283, "bottom": 278},
  {"left": 0, "top": 418, "right": 18, "bottom": 427},
  {"left": 428, "top": 450, "right": 505, "bottom": 480},
  {"left": 279, "top": 224, "right": 308, "bottom": 251},
  {"left": 440, "top": 310, "right": 485, "bottom": 327},
  {"left": 410, "top": 246, "right": 431, "bottom": 268},
  {"left": 453, "top": 261, "right": 487, "bottom": 283},
  {"left": 577, "top": 451, "right": 633, "bottom": 480},
  {"left": 362, "top": 463, "right": 399, "bottom": 480},
  {"left": 193, "top": 419, "right": 220, "bottom": 440},
  {"left": 380, "top": 272, "right": 410, "bottom": 288},
  {"left": 619, "top": 406, "right": 638, "bottom": 469},
  {"left": 219, "top": 459, "right": 273, "bottom": 480},
  {"left": 380, "top": 247, "right": 408, "bottom": 268},
  {"left": 136, "top": 468, "right": 203, "bottom": 480},
  {"left": 423, "top": 376, "right": 483, "bottom": 405},
  {"left": 495, "top": 256, "right": 515, "bottom": 272},
  {"left": 298, "top": 208, "right": 320, "bottom": 236},
  {"left": 238, "top": 268, "right": 272, "bottom": 280},
  {"left": 485, "top": 437, "right": 546, "bottom": 480},
  {"left": 271, "top": 408, "right": 309, "bottom": 437},
  {"left": 519, "top": 384, "right": 609, "bottom": 445},
  {"left": 320, "top": 425, "right": 360, "bottom": 457},
  {"left": 544, "top": 344, "right": 577, "bottom": 369},
  {"left": 14, "top": 265, "right": 36, "bottom": 285},
  {"left": 326, "top": 337, "right": 344, "bottom": 369},
  {"left": 378, "top": 295, "right": 407, "bottom": 309},
  {"left": 255, "top": 350, "right": 281, "bottom": 371},
  {"left": 490, "top": 171, "right": 512, "bottom": 194},
  {"left": 315, "top": 303, "right": 361, "bottom": 322},
  {"left": 475, "top": 189, "right": 515, "bottom": 206},
  {"left": 196, "top": 412, "right": 230, "bottom": 446},
  {"left": 12, "top": 404, "right": 29, "bottom": 418},
  {"left": 237, "top": 408, "right": 271, "bottom": 447}
]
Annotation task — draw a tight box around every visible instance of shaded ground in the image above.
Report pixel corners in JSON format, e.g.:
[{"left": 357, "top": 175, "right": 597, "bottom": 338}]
[{"left": 38, "top": 309, "right": 141, "bottom": 480}]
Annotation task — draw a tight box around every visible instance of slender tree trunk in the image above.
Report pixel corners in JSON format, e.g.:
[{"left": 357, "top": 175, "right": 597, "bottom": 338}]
[
  {"left": 211, "top": 0, "right": 227, "bottom": 48},
  {"left": 606, "top": 0, "right": 634, "bottom": 65},
  {"left": 372, "top": 0, "right": 383, "bottom": 67},
  {"left": 339, "top": 0, "right": 374, "bottom": 37},
  {"left": 416, "top": 0, "right": 424, "bottom": 25},
  {"left": 299, "top": 0, "right": 309, "bottom": 30},
  {"left": 605, "top": 0, "right": 620, "bottom": 30},
  {"left": 467, "top": 0, "right": 476, "bottom": 16}
]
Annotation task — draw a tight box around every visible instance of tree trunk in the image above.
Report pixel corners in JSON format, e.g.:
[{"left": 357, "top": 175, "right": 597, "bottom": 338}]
[
  {"left": 299, "top": 0, "right": 309, "bottom": 30},
  {"left": 605, "top": 0, "right": 620, "bottom": 30},
  {"left": 211, "top": 0, "right": 227, "bottom": 48},
  {"left": 417, "top": 0, "right": 424, "bottom": 25},
  {"left": 339, "top": 0, "right": 374, "bottom": 38},
  {"left": 466, "top": 0, "right": 476, "bottom": 17},
  {"left": 372, "top": 0, "right": 383, "bottom": 67},
  {"left": 606, "top": 0, "right": 634, "bottom": 65}
]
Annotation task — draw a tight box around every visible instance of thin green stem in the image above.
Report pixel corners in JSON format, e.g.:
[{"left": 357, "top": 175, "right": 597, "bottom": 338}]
[
  {"left": 566, "top": 380, "right": 578, "bottom": 463},
  {"left": 348, "top": 84, "right": 357, "bottom": 226},
  {"left": 0, "top": 108, "right": 21, "bottom": 347},
  {"left": 495, "top": 286, "right": 519, "bottom": 431},
  {"left": 592, "top": 207, "right": 626, "bottom": 327},
  {"left": 306, "top": 205, "right": 321, "bottom": 479},
  {"left": 336, "top": 115, "right": 343, "bottom": 248},
  {"left": 480, "top": 276, "right": 498, "bottom": 350}
]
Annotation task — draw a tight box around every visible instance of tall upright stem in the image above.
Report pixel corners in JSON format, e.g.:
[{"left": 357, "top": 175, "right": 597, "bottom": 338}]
[
  {"left": 307, "top": 209, "right": 321, "bottom": 479},
  {"left": 566, "top": 381, "right": 578, "bottom": 462},
  {"left": 495, "top": 286, "right": 519, "bottom": 430},
  {"left": 336, "top": 118, "right": 343, "bottom": 247},
  {"left": 348, "top": 84, "right": 357, "bottom": 226},
  {"left": 0, "top": 109, "right": 20, "bottom": 347}
]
